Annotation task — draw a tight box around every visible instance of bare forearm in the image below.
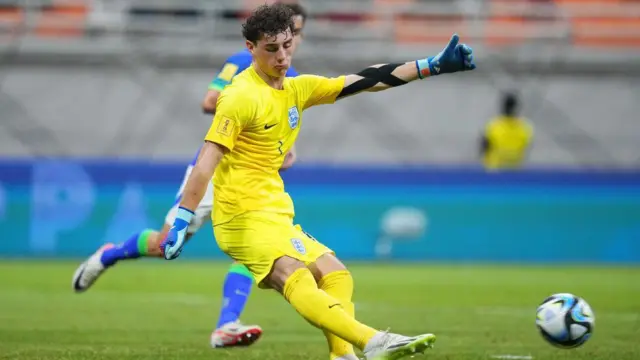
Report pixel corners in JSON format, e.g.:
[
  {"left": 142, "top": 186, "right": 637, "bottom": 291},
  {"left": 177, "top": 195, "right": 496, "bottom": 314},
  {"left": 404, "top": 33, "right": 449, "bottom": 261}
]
[
  {"left": 179, "top": 141, "right": 224, "bottom": 211},
  {"left": 202, "top": 90, "right": 220, "bottom": 115},
  {"left": 180, "top": 166, "right": 211, "bottom": 211},
  {"left": 338, "top": 61, "right": 421, "bottom": 99}
]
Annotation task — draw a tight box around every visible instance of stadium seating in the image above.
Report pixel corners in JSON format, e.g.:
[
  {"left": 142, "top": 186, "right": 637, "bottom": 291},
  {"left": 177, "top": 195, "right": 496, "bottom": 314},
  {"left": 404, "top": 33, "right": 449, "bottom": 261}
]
[
  {"left": 0, "top": 0, "right": 637, "bottom": 49},
  {"left": 388, "top": 0, "right": 640, "bottom": 49}
]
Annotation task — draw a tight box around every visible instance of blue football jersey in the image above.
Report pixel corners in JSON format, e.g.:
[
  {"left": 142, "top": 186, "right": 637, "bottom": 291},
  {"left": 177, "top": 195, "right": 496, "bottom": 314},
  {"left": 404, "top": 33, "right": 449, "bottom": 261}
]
[{"left": 208, "top": 49, "right": 299, "bottom": 91}]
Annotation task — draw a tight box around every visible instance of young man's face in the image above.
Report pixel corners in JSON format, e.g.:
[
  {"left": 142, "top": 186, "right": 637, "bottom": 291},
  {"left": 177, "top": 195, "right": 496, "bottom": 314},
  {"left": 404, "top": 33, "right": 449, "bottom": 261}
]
[
  {"left": 247, "top": 27, "right": 294, "bottom": 78},
  {"left": 291, "top": 15, "right": 305, "bottom": 52}
]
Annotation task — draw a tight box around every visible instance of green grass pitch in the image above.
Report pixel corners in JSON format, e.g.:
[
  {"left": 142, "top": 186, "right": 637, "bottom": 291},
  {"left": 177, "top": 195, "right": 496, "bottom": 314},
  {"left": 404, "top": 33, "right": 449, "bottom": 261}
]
[{"left": 0, "top": 261, "right": 638, "bottom": 360}]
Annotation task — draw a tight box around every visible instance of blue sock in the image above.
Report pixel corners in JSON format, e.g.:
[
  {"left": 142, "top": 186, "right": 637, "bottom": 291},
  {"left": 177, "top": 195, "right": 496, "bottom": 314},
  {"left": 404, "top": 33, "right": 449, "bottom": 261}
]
[
  {"left": 100, "top": 229, "right": 153, "bottom": 267},
  {"left": 216, "top": 263, "right": 253, "bottom": 328}
]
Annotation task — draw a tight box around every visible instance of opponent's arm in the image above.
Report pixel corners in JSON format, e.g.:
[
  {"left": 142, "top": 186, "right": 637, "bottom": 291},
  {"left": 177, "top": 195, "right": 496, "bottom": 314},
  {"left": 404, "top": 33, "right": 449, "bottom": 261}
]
[
  {"left": 202, "top": 90, "right": 221, "bottom": 114},
  {"left": 280, "top": 144, "right": 297, "bottom": 171},
  {"left": 202, "top": 57, "right": 246, "bottom": 114},
  {"left": 337, "top": 34, "right": 475, "bottom": 100}
]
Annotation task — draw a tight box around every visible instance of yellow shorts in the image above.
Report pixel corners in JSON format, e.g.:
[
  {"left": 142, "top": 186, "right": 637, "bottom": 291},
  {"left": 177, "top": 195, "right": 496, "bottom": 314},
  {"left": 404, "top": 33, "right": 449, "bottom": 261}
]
[{"left": 214, "top": 211, "right": 333, "bottom": 288}]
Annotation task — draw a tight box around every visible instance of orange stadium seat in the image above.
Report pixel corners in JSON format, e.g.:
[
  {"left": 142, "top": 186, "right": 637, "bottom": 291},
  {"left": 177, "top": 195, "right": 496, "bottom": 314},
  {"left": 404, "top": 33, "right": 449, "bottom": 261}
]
[
  {"left": 385, "top": 0, "right": 639, "bottom": 49},
  {"left": 381, "top": 0, "right": 469, "bottom": 44},
  {"left": 393, "top": 13, "right": 468, "bottom": 44},
  {"left": 0, "top": 5, "right": 24, "bottom": 38},
  {"left": 483, "top": 0, "right": 560, "bottom": 47},
  {"left": 34, "top": 1, "right": 88, "bottom": 38},
  {"left": 555, "top": 0, "right": 640, "bottom": 48}
]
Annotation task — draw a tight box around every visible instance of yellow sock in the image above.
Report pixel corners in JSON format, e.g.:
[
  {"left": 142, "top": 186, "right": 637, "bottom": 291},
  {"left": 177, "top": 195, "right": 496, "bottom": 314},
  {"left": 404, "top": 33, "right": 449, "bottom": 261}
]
[
  {"left": 283, "top": 268, "right": 377, "bottom": 350},
  {"left": 318, "top": 270, "right": 357, "bottom": 360}
]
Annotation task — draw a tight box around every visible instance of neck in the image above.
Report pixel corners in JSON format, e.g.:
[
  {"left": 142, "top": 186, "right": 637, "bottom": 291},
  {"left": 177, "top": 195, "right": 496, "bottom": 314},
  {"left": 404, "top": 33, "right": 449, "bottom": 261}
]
[{"left": 253, "top": 62, "right": 285, "bottom": 90}]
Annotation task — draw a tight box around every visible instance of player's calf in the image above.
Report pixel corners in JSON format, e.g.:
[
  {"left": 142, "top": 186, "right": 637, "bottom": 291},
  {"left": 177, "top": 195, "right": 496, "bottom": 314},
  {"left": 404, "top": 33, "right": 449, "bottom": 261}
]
[
  {"left": 267, "top": 256, "right": 378, "bottom": 350},
  {"left": 100, "top": 228, "right": 166, "bottom": 266},
  {"left": 215, "top": 263, "right": 254, "bottom": 328},
  {"left": 72, "top": 228, "right": 168, "bottom": 293},
  {"left": 102, "top": 222, "right": 181, "bottom": 265},
  {"left": 270, "top": 254, "right": 437, "bottom": 360},
  {"left": 309, "top": 254, "right": 359, "bottom": 360}
]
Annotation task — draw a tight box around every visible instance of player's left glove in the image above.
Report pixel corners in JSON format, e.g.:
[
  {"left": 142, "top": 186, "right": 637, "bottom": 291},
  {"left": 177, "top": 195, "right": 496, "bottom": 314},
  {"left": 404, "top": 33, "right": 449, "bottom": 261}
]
[
  {"left": 416, "top": 33, "right": 476, "bottom": 78},
  {"left": 161, "top": 207, "right": 193, "bottom": 260}
]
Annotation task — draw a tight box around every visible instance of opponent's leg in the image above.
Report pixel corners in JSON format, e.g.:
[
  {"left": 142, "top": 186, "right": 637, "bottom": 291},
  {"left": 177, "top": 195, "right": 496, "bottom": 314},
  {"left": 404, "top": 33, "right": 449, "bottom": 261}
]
[
  {"left": 216, "top": 262, "right": 254, "bottom": 328},
  {"left": 210, "top": 262, "right": 263, "bottom": 348},
  {"left": 72, "top": 224, "right": 177, "bottom": 292},
  {"left": 101, "top": 227, "right": 166, "bottom": 264},
  {"left": 73, "top": 158, "right": 214, "bottom": 293},
  {"left": 72, "top": 160, "right": 202, "bottom": 293}
]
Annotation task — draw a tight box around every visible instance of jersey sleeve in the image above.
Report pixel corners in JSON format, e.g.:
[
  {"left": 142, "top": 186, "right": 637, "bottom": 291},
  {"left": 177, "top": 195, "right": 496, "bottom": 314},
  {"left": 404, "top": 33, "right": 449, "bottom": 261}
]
[
  {"left": 294, "top": 74, "right": 346, "bottom": 110},
  {"left": 208, "top": 53, "right": 251, "bottom": 91},
  {"left": 204, "top": 91, "right": 255, "bottom": 151}
]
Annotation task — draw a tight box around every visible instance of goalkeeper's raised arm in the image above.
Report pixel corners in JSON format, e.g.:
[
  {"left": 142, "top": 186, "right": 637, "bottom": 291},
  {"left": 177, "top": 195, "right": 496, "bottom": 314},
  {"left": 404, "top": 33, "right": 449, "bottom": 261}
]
[{"left": 336, "top": 34, "right": 475, "bottom": 100}]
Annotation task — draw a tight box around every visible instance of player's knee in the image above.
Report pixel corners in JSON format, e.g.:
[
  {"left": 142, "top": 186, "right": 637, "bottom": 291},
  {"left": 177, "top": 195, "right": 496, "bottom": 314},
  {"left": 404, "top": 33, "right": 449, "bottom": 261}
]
[
  {"left": 265, "top": 256, "right": 307, "bottom": 293},
  {"left": 318, "top": 269, "right": 354, "bottom": 298},
  {"left": 308, "top": 253, "right": 348, "bottom": 283}
]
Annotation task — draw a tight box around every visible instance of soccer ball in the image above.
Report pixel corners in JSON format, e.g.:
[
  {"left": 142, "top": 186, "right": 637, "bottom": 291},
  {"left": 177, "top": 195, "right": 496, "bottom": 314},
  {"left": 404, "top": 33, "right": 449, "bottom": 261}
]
[{"left": 535, "top": 293, "right": 595, "bottom": 348}]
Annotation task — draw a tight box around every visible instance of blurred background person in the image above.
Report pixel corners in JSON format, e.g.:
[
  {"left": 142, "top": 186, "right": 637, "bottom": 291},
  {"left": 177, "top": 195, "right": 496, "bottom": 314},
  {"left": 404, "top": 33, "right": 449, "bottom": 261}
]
[{"left": 479, "top": 91, "right": 534, "bottom": 171}]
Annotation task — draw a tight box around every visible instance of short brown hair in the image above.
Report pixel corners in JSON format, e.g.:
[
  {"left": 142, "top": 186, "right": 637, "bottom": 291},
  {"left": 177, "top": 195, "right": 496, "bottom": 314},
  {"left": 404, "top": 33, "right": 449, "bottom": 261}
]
[
  {"left": 242, "top": 3, "right": 295, "bottom": 43},
  {"left": 282, "top": 3, "right": 307, "bottom": 24}
]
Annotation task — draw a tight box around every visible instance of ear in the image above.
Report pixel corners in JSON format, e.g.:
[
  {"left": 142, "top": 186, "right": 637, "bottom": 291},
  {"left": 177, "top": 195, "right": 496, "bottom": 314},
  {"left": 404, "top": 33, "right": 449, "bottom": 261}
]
[{"left": 246, "top": 40, "right": 255, "bottom": 54}]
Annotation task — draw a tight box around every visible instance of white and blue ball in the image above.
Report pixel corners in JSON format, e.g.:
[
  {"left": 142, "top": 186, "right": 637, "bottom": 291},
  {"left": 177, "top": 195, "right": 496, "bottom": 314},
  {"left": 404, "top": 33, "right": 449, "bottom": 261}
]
[{"left": 536, "top": 293, "right": 595, "bottom": 348}]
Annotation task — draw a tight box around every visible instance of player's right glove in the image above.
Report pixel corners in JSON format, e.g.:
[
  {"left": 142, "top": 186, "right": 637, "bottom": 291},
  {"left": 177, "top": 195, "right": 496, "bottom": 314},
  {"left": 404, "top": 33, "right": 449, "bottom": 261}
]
[
  {"left": 161, "top": 207, "right": 193, "bottom": 260},
  {"left": 416, "top": 33, "right": 475, "bottom": 78}
]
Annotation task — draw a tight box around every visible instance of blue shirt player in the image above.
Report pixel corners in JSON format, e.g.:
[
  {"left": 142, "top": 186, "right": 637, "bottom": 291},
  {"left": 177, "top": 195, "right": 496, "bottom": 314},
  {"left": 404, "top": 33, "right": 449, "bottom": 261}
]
[{"left": 71, "top": 2, "right": 308, "bottom": 350}]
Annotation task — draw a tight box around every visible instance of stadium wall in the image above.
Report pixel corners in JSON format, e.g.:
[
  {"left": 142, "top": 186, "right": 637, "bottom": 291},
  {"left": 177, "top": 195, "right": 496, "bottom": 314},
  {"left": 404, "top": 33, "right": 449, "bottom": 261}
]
[
  {"left": 1, "top": 66, "right": 639, "bottom": 167},
  {"left": 1, "top": 159, "right": 639, "bottom": 263}
]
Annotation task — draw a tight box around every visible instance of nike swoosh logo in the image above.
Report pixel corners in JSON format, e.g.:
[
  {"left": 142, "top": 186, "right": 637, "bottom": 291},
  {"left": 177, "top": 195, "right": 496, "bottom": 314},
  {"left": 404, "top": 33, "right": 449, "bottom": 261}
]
[
  {"left": 387, "top": 340, "right": 412, "bottom": 350},
  {"left": 264, "top": 123, "right": 277, "bottom": 130},
  {"left": 73, "top": 262, "right": 88, "bottom": 290},
  {"left": 329, "top": 303, "right": 340, "bottom": 309}
]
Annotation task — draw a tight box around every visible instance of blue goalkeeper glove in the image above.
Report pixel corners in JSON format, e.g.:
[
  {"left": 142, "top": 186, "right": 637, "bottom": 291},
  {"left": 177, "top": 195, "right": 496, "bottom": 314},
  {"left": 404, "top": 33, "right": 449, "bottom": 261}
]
[
  {"left": 416, "top": 34, "right": 475, "bottom": 78},
  {"left": 161, "top": 207, "right": 193, "bottom": 260}
]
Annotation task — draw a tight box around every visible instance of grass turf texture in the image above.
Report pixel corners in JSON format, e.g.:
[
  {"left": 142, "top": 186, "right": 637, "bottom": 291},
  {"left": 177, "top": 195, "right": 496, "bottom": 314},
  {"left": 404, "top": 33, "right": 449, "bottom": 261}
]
[{"left": 0, "top": 261, "right": 638, "bottom": 360}]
